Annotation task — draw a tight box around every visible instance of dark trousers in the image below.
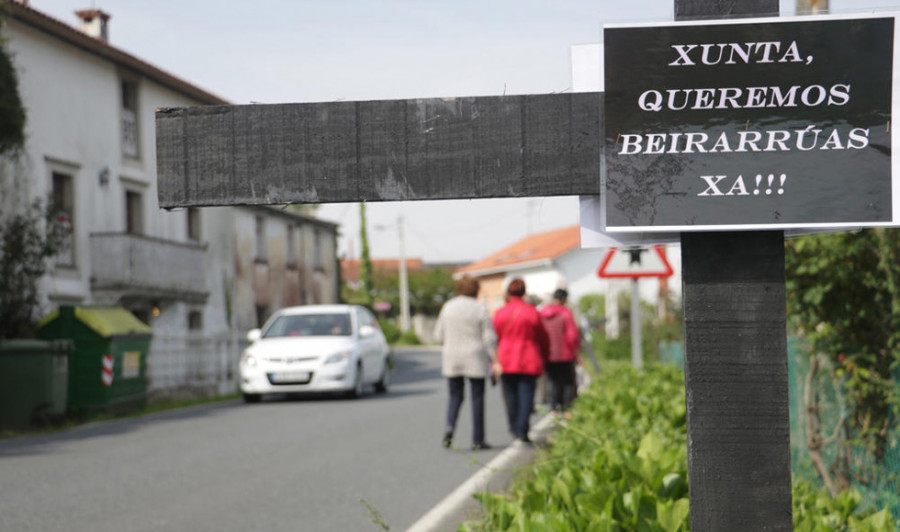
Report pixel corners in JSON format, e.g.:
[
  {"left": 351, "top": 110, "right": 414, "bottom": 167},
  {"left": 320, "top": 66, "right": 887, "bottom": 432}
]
[
  {"left": 446, "top": 377, "right": 486, "bottom": 444},
  {"left": 545, "top": 361, "right": 576, "bottom": 412},
  {"left": 501, "top": 373, "right": 537, "bottom": 441}
]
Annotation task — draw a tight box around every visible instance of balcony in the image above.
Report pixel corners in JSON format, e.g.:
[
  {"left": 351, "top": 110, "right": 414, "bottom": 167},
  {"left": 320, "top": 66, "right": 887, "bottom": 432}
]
[{"left": 90, "top": 233, "right": 209, "bottom": 302}]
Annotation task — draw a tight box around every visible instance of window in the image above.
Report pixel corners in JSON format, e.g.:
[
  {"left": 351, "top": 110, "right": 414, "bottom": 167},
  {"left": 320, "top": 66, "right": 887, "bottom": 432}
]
[
  {"left": 263, "top": 313, "right": 351, "bottom": 338},
  {"left": 188, "top": 310, "right": 203, "bottom": 331},
  {"left": 187, "top": 208, "right": 201, "bottom": 241},
  {"left": 52, "top": 171, "right": 75, "bottom": 267},
  {"left": 255, "top": 305, "right": 269, "bottom": 328},
  {"left": 255, "top": 216, "right": 267, "bottom": 262},
  {"left": 125, "top": 190, "right": 144, "bottom": 234},
  {"left": 313, "top": 228, "right": 323, "bottom": 271},
  {"left": 359, "top": 308, "right": 377, "bottom": 328},
  {"left": 121, "top": 80, "right": 139, "bottom": 158},
  {"left": 286, "top": 225, "right": 296, "bottom": 267}
]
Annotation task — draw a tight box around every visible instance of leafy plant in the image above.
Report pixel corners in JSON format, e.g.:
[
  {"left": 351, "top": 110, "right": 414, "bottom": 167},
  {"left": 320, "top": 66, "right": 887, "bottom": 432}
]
[
  {"left": 359, "top": 498, "right": 390, "bottom": 531},
  {"left": 0, "top": 198, "right": 65, "bottom": 338},
  {"left": 0, "top": 9, "right": 27, "bottom": 156},
  {"left": 463, "top": 363, "right": 690, "bottom": 531},
  {"left": 462, "top": 362, "right": 898, "bottom": 531},
  {"left": 793, "top": 480, "right": 895, "bottom": 531}
]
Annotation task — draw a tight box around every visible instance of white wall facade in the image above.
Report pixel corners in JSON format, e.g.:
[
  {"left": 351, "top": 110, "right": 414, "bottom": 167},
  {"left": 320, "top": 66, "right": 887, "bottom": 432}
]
[
  {"left": 1, "top": 11, "right": 339, "bottom": 396},
  {"left": 5, "top": 20, "right": 217, "bottom": 327}
]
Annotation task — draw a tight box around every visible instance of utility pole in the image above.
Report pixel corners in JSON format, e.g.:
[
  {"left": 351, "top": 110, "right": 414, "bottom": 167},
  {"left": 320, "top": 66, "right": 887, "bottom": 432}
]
[
  {"left": 397, "top": 215, "right": 411, "bottom": 332},
  {"left": 630, "top": 279, "right": 642, "bottom": 368}
]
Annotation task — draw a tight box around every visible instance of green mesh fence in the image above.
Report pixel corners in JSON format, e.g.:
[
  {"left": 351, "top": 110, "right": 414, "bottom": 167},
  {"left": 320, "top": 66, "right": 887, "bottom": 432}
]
[
  {"left": 660, "top": 338, "right": 900, "bottom": 518},
  {"left": 658, "top": 341, "right": 684, "bottom": 370},
  {"left": 788, "top": 337, "right": 900, "bottom": 519}
]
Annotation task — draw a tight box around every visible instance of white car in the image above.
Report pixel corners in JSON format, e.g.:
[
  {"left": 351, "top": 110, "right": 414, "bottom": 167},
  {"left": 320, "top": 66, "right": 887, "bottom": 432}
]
[{"left": 239, "top": 305, "right": 392, "bottom": 403}]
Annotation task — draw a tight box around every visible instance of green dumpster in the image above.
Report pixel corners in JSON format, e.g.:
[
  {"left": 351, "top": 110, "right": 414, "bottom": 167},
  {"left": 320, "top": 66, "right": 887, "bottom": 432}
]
[
  {"left": 38, "top": 306, "right": 152, "bottom": 414},
  {"left": 0, "top": 339, "right": 72, "bottom": 429}
]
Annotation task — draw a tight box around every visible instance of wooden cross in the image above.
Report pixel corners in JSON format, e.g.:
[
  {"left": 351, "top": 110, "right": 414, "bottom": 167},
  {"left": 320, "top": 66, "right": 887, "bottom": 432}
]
[{"left": 156, "top": 1, "right": 790, "bottom": 530}]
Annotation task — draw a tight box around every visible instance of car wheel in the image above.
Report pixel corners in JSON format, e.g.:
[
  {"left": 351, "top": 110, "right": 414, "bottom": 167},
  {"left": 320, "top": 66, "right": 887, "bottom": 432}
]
[
  {"left": 243, "top": 393, "right": 261, "bottom": 404},
  {"left": 374, "top": 358, "right": 390, "bottom": 394},
  {"left": 347, "top": 363, "right": 364, "bottom": 399}
]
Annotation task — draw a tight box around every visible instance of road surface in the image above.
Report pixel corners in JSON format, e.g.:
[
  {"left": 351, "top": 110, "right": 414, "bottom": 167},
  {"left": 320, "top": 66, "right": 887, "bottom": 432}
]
[{"left": 0, "top": 347, "right": 520, "bottom": 532}]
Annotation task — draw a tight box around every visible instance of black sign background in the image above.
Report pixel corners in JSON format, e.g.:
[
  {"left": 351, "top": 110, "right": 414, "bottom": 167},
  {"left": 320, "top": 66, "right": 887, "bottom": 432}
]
[{"left": 604, "top": 17, "right": 894, "bottom": 229}]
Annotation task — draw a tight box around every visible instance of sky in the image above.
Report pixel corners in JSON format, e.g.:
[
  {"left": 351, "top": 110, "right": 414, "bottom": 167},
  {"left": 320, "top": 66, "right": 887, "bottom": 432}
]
[{"left": 25, "top": 0, "right": 900, "bottom": 263}]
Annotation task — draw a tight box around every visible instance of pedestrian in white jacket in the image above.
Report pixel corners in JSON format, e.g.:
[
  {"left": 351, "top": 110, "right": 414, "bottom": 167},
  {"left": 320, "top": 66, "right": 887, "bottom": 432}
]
[{"left": 433, "top": 278, "right": 499, "bottom": 450}]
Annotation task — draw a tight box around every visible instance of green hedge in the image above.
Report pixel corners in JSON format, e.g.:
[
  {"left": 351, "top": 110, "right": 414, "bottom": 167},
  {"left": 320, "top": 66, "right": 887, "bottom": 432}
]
[{"left": 462, "top": 363, "right": 897, "bottom": 531}]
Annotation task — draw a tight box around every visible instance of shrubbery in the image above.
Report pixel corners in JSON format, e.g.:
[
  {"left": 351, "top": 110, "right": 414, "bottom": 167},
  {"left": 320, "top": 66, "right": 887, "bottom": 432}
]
[
  {"left": 377, "top": 318, "right": 401, "bottom": 344},
  {"left": 396, "top": 330, "right": 421, "bottom": 345},
  {"left": 462, "top": 362, "right": 897, "bottom": 531}
]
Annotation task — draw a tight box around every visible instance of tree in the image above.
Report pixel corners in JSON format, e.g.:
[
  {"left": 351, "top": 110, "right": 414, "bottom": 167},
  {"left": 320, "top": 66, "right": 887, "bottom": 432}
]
[
  {"left": 406, "top": 266, "right": 454, "bottom": 316},
  {"left": 0, "top": 8, "right": 26, "bottom": 155},
  {"left": 785, "top": 229, "right": 900, "bottom": 494},
  {"left": 342, "top": 265, "right": 454, "bottom": 318},
  {"left": 358, "top": 203, "right": 374, "bottom": 306}
]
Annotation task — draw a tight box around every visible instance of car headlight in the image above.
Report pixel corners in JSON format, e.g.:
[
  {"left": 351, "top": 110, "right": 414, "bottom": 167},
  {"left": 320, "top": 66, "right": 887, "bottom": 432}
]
[
  {"left": 241, "top": 350, "right": 257, "bottom": 367},
  {"left": 324, "top": 350, "right": 352, "bottom": 365}
]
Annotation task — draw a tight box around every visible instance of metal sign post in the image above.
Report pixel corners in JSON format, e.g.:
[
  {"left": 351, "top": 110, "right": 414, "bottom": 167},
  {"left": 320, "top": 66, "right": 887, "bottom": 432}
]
[{"left": 630, "top": 279, "right": 641, "bottom": 368}]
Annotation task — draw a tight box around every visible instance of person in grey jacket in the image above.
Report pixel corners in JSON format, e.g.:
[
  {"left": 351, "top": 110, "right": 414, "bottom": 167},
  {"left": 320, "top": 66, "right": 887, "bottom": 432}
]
[{"left": 433, "top": 277, "right": 500, "bottom": 450}]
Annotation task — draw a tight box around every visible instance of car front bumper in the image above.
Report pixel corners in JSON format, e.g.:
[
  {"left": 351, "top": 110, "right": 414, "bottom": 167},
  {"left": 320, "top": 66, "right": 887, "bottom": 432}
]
[{"left": 240, "top": 362, "right": 356, "bottom": 395}]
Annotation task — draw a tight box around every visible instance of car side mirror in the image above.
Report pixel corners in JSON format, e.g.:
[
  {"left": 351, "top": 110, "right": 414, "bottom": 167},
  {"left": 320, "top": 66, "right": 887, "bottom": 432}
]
[
  {"left": 247, "top": 329, "right": 262, "bottom": 342},
  {"left": 359, "top": 325, "right": 375, "bottom": 338}
]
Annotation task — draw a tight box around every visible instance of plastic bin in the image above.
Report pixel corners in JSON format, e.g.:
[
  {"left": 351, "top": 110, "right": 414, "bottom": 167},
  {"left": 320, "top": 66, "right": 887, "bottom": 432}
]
[
  {"left": 38, "top": 306, "right": 152, "bottom": 414},
  {"left": 0, "top": 339, "right": 72, "bottom": 428}
]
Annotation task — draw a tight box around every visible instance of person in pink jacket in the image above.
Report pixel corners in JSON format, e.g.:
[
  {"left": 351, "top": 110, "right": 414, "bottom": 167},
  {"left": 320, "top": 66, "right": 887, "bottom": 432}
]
[
  {"left": 539, "top": 288, "right": 581, "bottom": 416},
  {"left": 493, "top": 278, "right": 549, "bottom": 445}
]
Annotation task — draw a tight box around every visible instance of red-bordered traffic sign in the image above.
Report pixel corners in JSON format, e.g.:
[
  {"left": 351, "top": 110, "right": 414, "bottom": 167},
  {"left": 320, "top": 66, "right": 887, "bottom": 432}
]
[{"left": 597, "top": 245, "right": 674, "bottom": 279}]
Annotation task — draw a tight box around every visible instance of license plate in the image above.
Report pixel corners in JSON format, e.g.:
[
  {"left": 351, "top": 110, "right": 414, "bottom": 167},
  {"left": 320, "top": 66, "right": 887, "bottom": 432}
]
[{"left": 268, "top": 371, "right": 312, "bottom": 384}]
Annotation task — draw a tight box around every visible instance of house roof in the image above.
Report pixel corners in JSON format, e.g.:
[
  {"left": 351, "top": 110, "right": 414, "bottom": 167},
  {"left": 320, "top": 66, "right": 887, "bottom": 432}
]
[
  {"left": 6, "top": 0, "right": 229, "bottom": 105},
  {"left": 245, "top": 205, "right": 339, "bottom": 231},
  {"left": 455, "top": 225, "right": 581, "bottom": 278},
  {"left": 341, "top": 258, "right": 424, "bottom": 283}
]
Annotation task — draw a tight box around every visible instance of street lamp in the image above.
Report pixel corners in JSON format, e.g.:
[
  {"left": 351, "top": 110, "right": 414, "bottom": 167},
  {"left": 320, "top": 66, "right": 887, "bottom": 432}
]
[{"left": 375, "top": 215, "right": 411, "bottom": 332}]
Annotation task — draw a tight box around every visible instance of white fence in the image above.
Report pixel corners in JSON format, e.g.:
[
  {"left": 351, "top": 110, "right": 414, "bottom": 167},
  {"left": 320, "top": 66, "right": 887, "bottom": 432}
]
[
  {"left": 147, "top": 331, "right": 248, "bottom": 399},
  {"left": 412, "top": 314, "right": 438, "bottom": 344}
]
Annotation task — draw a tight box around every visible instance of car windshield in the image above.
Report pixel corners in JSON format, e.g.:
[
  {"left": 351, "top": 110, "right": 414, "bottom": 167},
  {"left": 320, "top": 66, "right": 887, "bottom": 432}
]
[{"left": 263, "top": 313, "right": 352, "bottom": 338}]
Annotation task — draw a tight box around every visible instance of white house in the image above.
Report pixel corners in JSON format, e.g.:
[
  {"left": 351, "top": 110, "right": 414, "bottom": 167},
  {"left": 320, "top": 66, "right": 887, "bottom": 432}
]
[{"left": 0, "top": 2, "right": 339, "bottom": 396}]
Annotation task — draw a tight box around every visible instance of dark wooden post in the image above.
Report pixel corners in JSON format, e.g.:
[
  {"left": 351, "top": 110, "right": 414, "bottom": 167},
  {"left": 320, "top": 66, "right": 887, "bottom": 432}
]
[
  {"left": 681, "top": 232, "right": 791, "bottom": 530},
  {"left": 675, "top": 2, "right": 792, "bottom": 531}
]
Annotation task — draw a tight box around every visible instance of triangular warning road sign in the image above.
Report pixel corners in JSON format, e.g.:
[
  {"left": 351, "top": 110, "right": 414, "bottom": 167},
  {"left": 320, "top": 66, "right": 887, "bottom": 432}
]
[{"left": 597, "top": 245, "right": 674, "bottom": 279}]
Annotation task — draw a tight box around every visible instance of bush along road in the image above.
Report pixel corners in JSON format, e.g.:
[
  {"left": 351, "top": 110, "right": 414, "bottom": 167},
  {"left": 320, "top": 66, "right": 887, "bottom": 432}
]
[{"left": 461, "top": 362, "right": 898, "bottom": 532}]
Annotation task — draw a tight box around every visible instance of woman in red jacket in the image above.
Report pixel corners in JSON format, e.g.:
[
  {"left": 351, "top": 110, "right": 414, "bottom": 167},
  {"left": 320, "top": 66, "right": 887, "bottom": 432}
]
[
  {"left": 539, "top": 288, "right": 581, "bottom": 417},
  {"left": 493, "top": 278, "right": 549, "bottom": 445}
]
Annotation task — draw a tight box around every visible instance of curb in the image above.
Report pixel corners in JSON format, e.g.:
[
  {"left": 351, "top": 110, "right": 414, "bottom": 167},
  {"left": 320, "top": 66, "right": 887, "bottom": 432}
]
[{"left": 406, "top": 413, "right": 557, "bottom": 532}]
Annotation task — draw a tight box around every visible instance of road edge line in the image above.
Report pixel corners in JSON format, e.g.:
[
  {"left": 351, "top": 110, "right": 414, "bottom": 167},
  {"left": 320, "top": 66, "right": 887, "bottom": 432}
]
[{"left": 406, "top": 414, "right": 555, "bottom": 532}]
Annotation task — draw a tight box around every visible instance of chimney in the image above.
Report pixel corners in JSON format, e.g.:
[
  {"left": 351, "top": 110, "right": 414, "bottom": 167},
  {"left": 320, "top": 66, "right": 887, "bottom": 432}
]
[{"left": 74, "top": 9, "right": 111, "bottom": 42}]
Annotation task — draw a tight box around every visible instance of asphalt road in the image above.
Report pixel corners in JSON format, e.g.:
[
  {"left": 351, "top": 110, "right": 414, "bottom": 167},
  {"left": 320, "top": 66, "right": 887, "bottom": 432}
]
[{"left": 0, "top": 347, "right": 518, "bottom": 532}]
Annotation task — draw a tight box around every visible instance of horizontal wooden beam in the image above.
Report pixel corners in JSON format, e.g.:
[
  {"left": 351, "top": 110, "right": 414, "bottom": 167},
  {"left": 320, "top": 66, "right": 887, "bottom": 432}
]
[{"left": 155, "top": 93, "right": 602, "bottom": 208}]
